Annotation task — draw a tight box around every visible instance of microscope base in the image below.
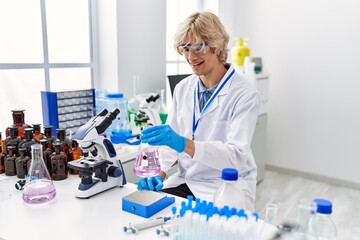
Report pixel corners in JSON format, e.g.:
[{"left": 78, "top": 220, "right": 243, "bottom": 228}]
[{"left": 75, "top": 177, "right": 122, "bottom": 199}]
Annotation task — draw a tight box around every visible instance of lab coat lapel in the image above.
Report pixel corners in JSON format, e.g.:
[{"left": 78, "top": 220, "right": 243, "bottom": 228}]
[
  {"left": 201, "top": 75, "right": 231, "bottom": 117},
  {"left": 188, "top": 78, "right": 200, "bottom": 116}
]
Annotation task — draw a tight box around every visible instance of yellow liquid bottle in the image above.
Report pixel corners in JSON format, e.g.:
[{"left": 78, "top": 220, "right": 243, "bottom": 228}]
[{"left": 231, "top": 37, "right": 250, "bottom": 67}]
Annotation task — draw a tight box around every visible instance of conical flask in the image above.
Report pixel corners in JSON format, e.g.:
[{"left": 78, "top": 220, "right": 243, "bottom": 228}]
[
  {"left": 133, "top": 143, "right": 160, "bottom": 177},
  {"left": 22, "top": 144, "right": 56, "bottom": 204}
]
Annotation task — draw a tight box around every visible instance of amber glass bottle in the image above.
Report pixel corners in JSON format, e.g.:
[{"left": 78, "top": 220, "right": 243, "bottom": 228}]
[
  {"left": 19, "top": 128, "right": 37, "bottom": 156},
  {"left": 56, "top": 129, "right": 72, "bottom": 171},
  {"left": 56, "top": 129, "right": 71, "bottom": 154},
  {"left": 40, "top": 139, "right": 53, "bottom": 175},
  {"left": 16, "top": 148, "right": 31, "bottom": 178},
  {"left": 0, "top": 145, "right": 5, "bottom": 174},
  {"left": 4, "top": 126, "right": 22, "bottom": 155},
  {"left": 32, "top": 124, "right": 43, "bottom": 142},
  {"left": 50, "top": 141, "right": 68, "bottom": 180},
  {"left": 0, "top": 132, "right": 5, "bottom": 173},
  {"left": 5, "top": 110, "right": 32, "bottom": 139},
  {"left": 44, "top": 125, "right": 57, "bottom": 151},
  {"left": 5, "top": 145, "right": 17, "bottom": 176},
  {"left": 0, "top": 131, "right": 4, "bottom": 154},
  {"left": 68, "top": 139, "right": 82, "bottom": 175}
]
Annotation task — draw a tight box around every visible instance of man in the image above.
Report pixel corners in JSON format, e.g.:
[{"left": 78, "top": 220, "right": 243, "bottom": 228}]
[{"left": 137, "top": 11, "right": 259, "bottom": 211}]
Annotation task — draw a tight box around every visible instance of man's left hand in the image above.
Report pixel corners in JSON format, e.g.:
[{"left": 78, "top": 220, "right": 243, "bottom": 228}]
[{"left": 140, "top": 125, "right": 186, "bottom": 153}]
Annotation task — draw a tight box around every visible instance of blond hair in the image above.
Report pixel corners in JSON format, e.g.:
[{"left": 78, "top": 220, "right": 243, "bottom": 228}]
[{"left": 173, "top": 11, "right": 229, "bottom": 64}]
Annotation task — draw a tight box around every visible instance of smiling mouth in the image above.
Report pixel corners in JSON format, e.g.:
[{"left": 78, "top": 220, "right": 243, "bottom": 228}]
[{"left": 191, "top": 61, "right": 204, "bottom": 67}]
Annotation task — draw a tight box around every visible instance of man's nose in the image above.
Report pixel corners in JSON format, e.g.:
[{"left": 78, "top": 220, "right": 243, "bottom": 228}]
[{"left": 187, "top": 50, "right": 198, "bottom": 60}]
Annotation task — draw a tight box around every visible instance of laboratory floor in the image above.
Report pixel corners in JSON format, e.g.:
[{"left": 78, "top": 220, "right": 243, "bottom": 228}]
[{"left": 255, "top": 169, "right": 360, "bottom": 239}]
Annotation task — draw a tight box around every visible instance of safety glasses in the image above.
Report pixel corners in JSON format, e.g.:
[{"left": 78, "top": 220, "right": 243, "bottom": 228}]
[{"left": 178, "top": 42, "right": 210, "bottom": 56}]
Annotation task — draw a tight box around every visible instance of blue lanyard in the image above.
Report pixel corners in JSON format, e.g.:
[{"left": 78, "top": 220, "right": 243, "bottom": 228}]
[{"left": 192, "top": 69, "right": 235, "bottom": 140}]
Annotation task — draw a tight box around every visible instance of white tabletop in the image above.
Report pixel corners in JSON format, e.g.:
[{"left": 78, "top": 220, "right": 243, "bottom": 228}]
[
  {"left": 0, "top": 174, "right": 276, "bottom": 240},
  {"left": 0, "top": 175, "right": 180, "bottom": 240}
]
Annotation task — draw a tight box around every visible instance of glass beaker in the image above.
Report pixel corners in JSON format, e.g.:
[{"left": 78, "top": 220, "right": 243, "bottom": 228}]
[
  {"left": 265, "top": 202, "right": 279, "bottom": 226},
  {"left": 133, "top": 143, "right": 160, "bottom": 177},
  {"left": 22, "top": 144, "right": 56, "bottom": 204}
]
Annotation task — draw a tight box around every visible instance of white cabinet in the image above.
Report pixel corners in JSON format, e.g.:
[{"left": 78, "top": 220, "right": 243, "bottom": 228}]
[
  {"left": 251, "top": 113, "right": 267, "bottom": 182},
  {"left": 250, "top": 73, "right": 269, "bottom": 183}
]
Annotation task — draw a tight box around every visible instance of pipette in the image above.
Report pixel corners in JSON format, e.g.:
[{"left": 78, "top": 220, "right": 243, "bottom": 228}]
[{"left": 123, "top": 216, "right": 171, "bottom": 234}]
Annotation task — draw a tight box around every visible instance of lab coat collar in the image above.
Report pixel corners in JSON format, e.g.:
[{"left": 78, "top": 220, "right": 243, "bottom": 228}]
[
  {"left": 216, "top": 63, "right": 234, "bottom": 96},
  {"left": 195, "top": 64, "right": 235, "bottom": 116}
]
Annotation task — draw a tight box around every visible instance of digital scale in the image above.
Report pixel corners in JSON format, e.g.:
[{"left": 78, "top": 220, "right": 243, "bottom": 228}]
[{"left": 122, "top": 190, "right": 175, "bottom": 218}]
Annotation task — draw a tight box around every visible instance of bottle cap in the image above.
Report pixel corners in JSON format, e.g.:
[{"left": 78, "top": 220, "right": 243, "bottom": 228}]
[
  {"left": 53, "top": 141, "right": 62, "bottom": 147},
  {"left": 19, "top": 147, "right": 27, "bottom": 153},
  {"left": 221, "top": 168, "right": 238, "bottom": 181},
  {"left": 44, "top": 125, "right": 53, "bottom": 130},
  {"left": 56, "top": 129, "right": 66, "bottom": 140},
  {"left": 107, "top": 93, "right": 124, "bottom": 98},
  {"left": 11, "top": 109, "right": 25, "bottom": 114},
  {"left": 7, "top": 145, "right": 16, "bottom": 153},
  {"left": 24, "top": 128, "right": 34, "bottom": 134},
  {"left": 44, "top": 125, "right": 54, "bottom": 137},
  {"left": 32, "top": 124, "right": 41, "bottom": 131},
  {"left": 313, "top": 198, "right": 332, "bottom": 214},
  {"left": 9, "top": 125, "right": 18, "bottom": 131}
]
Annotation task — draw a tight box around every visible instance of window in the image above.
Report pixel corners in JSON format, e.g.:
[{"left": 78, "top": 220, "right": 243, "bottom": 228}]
[
  {"left": 166, "top": 0, "right": 218, "bottom": 75},
  {"left": 0, "top": 0, "right": 95, "bottom": 132}
]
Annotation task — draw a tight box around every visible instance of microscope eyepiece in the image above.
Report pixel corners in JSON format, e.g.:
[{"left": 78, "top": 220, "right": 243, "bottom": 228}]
[
  {"left": 111, "top": 108, "right": 120, "bottom": 117},
  {"left": 95, "top": 108, "right": 120, "bottom": 134},
  {"left": 98, "top": 108, "right": 108, "bottom": 117}
]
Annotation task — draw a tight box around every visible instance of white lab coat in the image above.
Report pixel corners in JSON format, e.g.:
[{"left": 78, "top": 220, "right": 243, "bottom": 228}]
[{"left": 160, "top": 64, "right": 260, "bottom": 212}]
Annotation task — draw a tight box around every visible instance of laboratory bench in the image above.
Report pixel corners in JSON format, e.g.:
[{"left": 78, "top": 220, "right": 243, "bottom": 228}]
[
  {"left": 0, "top": 174, "right": 276, "bottom": 240},
  {"left": 0, "top": 119, "right": 271, "bottom": 240},
  {"left": 0, "top": 174, "right": 180, "bottom": 240}
]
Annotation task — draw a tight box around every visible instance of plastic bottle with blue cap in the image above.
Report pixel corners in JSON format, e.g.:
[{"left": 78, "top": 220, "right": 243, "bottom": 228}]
[
  {"left": 213, "top": 168, "right": 246, "bottom": 211},
  {"left": 306, "top": 198, "right": 337, "bottom": 240},
  {"left": 105, "top": 93, "right": 131, "bottom": 143}
]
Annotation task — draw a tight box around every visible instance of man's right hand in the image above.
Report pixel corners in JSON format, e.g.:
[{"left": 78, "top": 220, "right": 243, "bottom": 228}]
[{"left": 137, "top": 176, "right": 164, "bottom": 191}]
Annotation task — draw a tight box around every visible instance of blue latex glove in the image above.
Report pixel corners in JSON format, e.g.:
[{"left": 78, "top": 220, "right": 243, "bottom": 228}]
[
  {"left": 140, "top": 125, "right": 186, "bottom": 153},
  {"left": 137, "top": 176, "right": 164, "bottom": 191}
]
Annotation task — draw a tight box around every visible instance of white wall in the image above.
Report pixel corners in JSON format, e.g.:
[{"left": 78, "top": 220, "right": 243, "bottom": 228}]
[
  {"left": 231, "top": 0, "right": 360, "bottom": 184},
  {"left": 218, "top": 0, "right": 237, "bottom": 49},
  {"left": 96, "top": 0, "right": 166, "bottom": 99},
  {"left": 96, "top": 0, "right": 119, "bottom": 91}
]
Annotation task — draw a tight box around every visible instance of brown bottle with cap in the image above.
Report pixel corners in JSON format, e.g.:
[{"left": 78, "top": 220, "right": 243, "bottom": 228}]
[
  {"left": 0, "top": 131, "right": 4, "bottom": 154},
  {"left": 5, "top": 145, "right": 17, "bottom": 176},
  {"left": 68, "top": 139, "right": 82, "bottom": 175},
  {"left": 40, "top": 138, "right": 53, "bottom": 175},
  {"left": 4, "top": 126, "right": 22, "bottom": 155},
  {"left": 18, "top": 128, "right": 37, "bottom": 156},
  {"left": 0, "top": 145, "right": 5, "bottom": 174},
  {"left": 32, "top": 124, "right": 43, "bottom": 142},
  {"left": 5, "top": 110, "right": 32, "bottom": 139},
  {"left": 56, "top": 129, "right": 71, "bottom": 154},
  {"left": 0, "top": 132, "right": 5, "bottom": 173},
  {"left": 16, "top": 148, "right": 31, "bottom": 178},
  {"left": 50, "top": 141, "right": 68, "bottom": 180},
  {"left": 44, "top": 125, "right": 57, "bottom": 151}
]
